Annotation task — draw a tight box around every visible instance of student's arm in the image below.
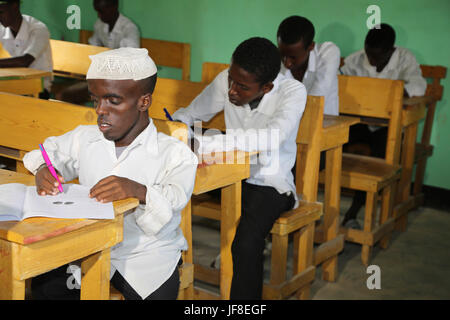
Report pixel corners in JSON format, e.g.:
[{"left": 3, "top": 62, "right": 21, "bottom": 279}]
[
  {"left": 23, "top": 126, "right": 85, "bottom": 188},
  {"left": 0, "top": 54, "right": 35, "bottom": 68},
  {"left": 399, "top": 50, "right": 427, "bottom": 97},
  {"left": 199, "top": 80, "right": 307, "bottom": 154},
  {"left": 119, "top": 23, "right": 140, "bottom": 48},
  {"left": 135, "top": 142, "right": 198, "bottom": 236},
  {"left": 88, "top": 21, "right": 103, "bottom": 47},
  {"left": 172, "top": 69, "right": 228, "bottom": 127},
  {"left": 307, "top": 43, "right": 341, "bottom": 97}
]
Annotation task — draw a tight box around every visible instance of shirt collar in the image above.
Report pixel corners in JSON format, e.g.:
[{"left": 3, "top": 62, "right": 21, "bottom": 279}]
[
  {"left": 363, "top": 47, "right": 399, "bottom": 73},
  {"left": 2, "top": 14, "right": 27, "bottom": 40},
  {"left": 250, "top": 72, "right": 282, "bottom": 116},
  {"left": 102, "top": 13, "right": 125, "bottom": 34},
  {"left": 88, "top": 119, "right": 159, "bottom": 156},
  {"left": 307, "top": 46, "right": 317, "bottom": 73}
]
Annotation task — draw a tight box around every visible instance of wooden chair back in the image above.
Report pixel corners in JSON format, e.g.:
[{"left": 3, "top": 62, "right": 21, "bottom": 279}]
[
  {"left": 150, "top": 77, "right": 207, "bottom": 120},
  {"left": 295, "top": 96, "right": 325, "bottom": 202},
  {"left": 79, "top": 30, "right": 191, "bottom": 80},
  {"left": 201, "top": 62, "right": 229, "bottom": 84},
  {"left": 50, "top": 39, "right": 110, "bottom": 79},
  {"left": 338, "top": 75, "right": 404, "bottom": 165}
]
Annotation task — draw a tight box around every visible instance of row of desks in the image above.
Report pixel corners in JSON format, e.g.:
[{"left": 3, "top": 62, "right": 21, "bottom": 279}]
[{"left": 0, "top": 69, "right": 429, "bottom": 299}]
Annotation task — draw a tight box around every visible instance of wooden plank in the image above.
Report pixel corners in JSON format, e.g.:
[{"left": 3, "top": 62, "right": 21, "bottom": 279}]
[{"left": 80, "top": 249, "right": 111, "bottom": 300}]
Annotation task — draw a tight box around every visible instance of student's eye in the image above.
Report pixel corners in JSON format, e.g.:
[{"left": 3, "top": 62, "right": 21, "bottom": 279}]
[{"left": 108, "top": 98, "right": 121, "bottom": 105}]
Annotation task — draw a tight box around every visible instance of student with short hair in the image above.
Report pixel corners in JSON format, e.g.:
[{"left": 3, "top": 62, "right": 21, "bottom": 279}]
[
  {"left": 89, "top": 0, "right": 140, "bottom": 49},
  {"left": 277, "top": 15, "right": 340, "bottom": 116},
  {"left": 340, "top": 23, "right": 427, "bottom": 228},
  {"left": 24, "top": 48, "right": 198, "bottom": 300},
  {"left": 173, "top": 37, "right": 306, "bottom": 299},
  {"left": 57, "top": 0, "right": 140, "bottom": 104},
  {"left": 0, "top": 0, "right": 53, "bottom": 98}
]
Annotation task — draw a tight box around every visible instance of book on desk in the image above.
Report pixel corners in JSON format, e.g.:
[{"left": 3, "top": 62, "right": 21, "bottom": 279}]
[{"left": 0, "top": 183, "right": 114, "bottom": 222}]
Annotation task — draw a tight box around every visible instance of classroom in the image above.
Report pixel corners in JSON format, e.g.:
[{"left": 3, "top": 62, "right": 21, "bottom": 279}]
[{"left": 0, "top": 0, "right": 449, "bottom": 302}]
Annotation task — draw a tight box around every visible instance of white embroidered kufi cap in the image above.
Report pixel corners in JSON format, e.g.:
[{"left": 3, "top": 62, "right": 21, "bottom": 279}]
[{"left": 86, "top": 47, "right": 157, "bottom": 81}]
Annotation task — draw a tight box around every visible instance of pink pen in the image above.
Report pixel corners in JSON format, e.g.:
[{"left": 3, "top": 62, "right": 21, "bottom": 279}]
[{"left": 38, "top": 143, "right": 64, "bottom": 193}]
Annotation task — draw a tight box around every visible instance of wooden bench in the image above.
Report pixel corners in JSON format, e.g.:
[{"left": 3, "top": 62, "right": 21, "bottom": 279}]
[
  {"left": 50, "top": 39, "right": 110, "bottom": 80},
  {"left": 79, "top": 30, "right": 191, "bottom": 81},
  {"left": 0, "top": 92, "right": 194, "bottom": 299},
  {"left": 333, "top": 75, "right": 404, "bottom": 265}
]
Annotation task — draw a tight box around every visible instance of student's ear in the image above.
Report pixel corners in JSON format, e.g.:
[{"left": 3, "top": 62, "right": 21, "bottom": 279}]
[
  {"left": 138, "top": 94, "right": 152, "bottom": 112},
  {"left": 261, "top": 82, "right": 274, "bottom": 95},
  {"left": 307, "top": 41, "right": 315, "bottom": 53}
]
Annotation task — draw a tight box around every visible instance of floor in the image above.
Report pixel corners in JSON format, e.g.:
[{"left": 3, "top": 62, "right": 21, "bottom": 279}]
[{"left": 192, "top": 192, "right": 450, "bottom": 300}]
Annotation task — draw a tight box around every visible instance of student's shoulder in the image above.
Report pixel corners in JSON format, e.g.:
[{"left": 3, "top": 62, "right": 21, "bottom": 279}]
[
  {"left": 316, "top": 41, "right": 340, "bottom": 56},
  {"left": 22, "top": 15, "right": 50, "bottom": 32},
  {"left": 119, "top": 13, "right": 139, "bottom": 29},
  {"left": 395, "top": 46, "right": 419, "bottom": 62},
  {"left": 156, "top": 132, "right": 197, "bottom": 161},
  {"left": 278, "top": 75, "right": 307, "bottom": 96},
  {"left": 343, "top": 49, "right": 365, "bottom": 64}
]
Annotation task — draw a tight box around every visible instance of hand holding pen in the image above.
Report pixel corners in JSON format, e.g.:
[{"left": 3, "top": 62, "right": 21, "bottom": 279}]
[{"left": 36, "top": 144, "right": 65, "bottom": 195}]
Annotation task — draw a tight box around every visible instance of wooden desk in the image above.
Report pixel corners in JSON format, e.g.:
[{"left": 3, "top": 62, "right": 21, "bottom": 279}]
[
  {"left": 0, "top": 68, "right": 51, "bottom": 97},
  {"left": 314, "top": 115, "right": 360, "bottom": 281},
  {"left": 192, "top": 150, "right": 252, "bottom": 300},
  {"left": 0, "top": 169, "right": 139, "bottom": 300}
]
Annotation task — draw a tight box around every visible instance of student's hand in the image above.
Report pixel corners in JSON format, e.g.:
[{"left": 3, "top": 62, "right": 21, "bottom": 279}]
[
  {"left": 35, "top": 165, "right": 65, "bottom": 196},
  {"left": 89, "top": 175, "right": 147, "bottom": 204}
]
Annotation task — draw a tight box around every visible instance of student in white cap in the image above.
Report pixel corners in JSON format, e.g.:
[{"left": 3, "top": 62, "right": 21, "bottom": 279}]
[
  {"left": 0, "top": 0, "right": 53, "bottom": 98},
  {"left": 23, "top": 48, "right": 198, "bottom": 300}
]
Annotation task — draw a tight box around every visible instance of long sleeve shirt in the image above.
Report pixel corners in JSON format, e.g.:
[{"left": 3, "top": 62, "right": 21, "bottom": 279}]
[
  {"left": 173, "top": 70, "right": 306, "bottom": 204},
  {"left": 23, "top": 120, "right": 198, "bottom": 299}
]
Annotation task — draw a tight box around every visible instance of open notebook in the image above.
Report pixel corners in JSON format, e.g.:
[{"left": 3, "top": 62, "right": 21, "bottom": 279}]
[{"left": 0, "top": 183, "right": 114, "bottom": 222}]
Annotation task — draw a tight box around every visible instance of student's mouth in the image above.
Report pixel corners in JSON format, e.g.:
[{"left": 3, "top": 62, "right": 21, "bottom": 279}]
[{"left": 98, "top": 120, "right": 112, "bottom": 132}]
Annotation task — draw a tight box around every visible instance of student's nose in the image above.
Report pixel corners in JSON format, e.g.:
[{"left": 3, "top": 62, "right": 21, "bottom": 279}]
[
  {"left": 95, "top": 100, "right": 108, "bottom": 115},
  {"left": 282, "top": 56, "right": 293, "bottom": 69},
  {"left": 228, "top": 80, "right": 237, "bottom": 96}
]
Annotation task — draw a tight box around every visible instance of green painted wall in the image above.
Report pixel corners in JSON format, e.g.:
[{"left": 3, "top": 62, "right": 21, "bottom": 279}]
[{"left": 21, "top": 0, "right": 450, "bottom": 189}]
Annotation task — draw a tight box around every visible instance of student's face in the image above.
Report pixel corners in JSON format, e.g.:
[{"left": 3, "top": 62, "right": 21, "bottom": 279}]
[
  {"left": 277, "top": 39, "right": 314, "bottom": 72},
  {"left": 364, "top": 45, "right": 394, "bottom": 71},
  {"left": 227, "top": 63, "right": 273, "bottom": 106},
  {"left": 0, "top": 4, "right": 17, "bottom": 28},
  {"left": 93, "top": 0, "right": 118, "bottom": 25},
  {"left": 88, "top": 79, "right": 151, "bottom": 147}
]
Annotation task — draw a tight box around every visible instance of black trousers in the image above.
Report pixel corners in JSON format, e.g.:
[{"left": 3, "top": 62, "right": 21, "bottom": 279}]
[
  {"left": 31, "top": 261, "right": 180, "bottom": 300},
  {"left": 229, "top": 181, "right": 295, "bottom": 300}
]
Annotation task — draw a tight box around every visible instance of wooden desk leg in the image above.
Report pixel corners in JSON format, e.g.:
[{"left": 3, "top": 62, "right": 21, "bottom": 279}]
[
  {"left": 80, "top": 249, "right": 111, "bottom": 300},
  {"left": 220, "top": 181, "right": 241, "bottom": 300},
  {"left": 0, "top": 240, "right": 25, "bottom": 300},
  {"left": 322, "top": 146, "right": 342, "bottom": 282},
  {"left": 361, "top": 192, "right": 377, "bottom": 266},
  {"left": 396, "top": 123, "right": 418, "bottom": 232}
]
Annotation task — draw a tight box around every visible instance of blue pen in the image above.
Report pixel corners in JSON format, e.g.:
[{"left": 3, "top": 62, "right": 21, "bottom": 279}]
[{"left": 163, "top": 108, "right": 174, "bottom": 121}]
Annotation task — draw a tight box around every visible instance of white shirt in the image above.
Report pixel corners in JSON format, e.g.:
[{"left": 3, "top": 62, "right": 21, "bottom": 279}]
[
  {"left": 173, "top": 70, "right": 306, "bottom": 204},
  {"left": 23, "top": 120, "right": 198, "bottom": 299},
  {"left": 341, "top": 46, "right": 427, "bottom": 97},
  {"left": 0, "top": 15, "right": 53, "bottom": 91},
  {"left": 89, "top": 13, "right": 140, "bottom": 49},
  {"left": 281, "top": 41, "right": 340, "bottom": 116}
]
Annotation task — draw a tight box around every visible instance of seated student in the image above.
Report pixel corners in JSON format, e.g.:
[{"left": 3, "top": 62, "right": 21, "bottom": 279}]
[
  {"left": 277, "top": 15, "right": 340, "bottom": 116},
  {"left": 56, "top": 0, "right": 140, "bottom": 104},
  {"left": 173, "top": 37, "right": 306, "bottom": 299},
  {"left": 23, "top": 48, "right": 198, "bottom": 300},
  {"left": 0, "top": 0, "right": 53, "bottom": 99},
  {"left": 88, "top": 0, "right": 140, "bottom": 49},
  {"left": 340, "top": 23, "right": 427, "bottom": 228}
]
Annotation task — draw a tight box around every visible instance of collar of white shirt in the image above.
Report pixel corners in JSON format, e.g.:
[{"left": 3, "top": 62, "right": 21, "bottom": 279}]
[
  {"left": 250, "top": 73, "right": 282, "bottom": 116},
  {"left": 101, "top": 13, "right": 126, "bottom": 35},
  {"left": 362, "top": 46, "right": 400, "bottom": 73},
  {"left": 2, "top": 14, "right": 29, "bottom": 40},
  {"left": 87, "top": 119, "right": 160, "bottom": 156}
]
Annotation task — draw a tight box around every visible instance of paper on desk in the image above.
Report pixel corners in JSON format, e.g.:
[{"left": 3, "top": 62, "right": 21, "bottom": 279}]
[{"left": 0, "top": 183, "right": 114, "bottom": 221}]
